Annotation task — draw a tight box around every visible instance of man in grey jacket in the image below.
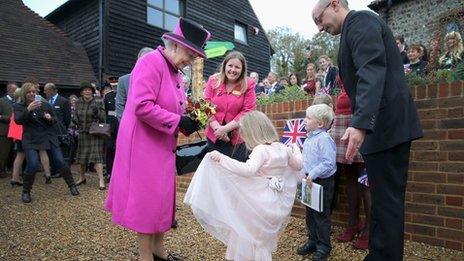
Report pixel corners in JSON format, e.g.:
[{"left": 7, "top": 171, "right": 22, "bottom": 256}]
[{"left": 116, "top": 47, "right": 153, "bottom": 121}]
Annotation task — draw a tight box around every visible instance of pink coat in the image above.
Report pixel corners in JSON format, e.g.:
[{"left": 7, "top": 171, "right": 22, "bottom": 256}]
[
  {"left": 104, "top": 46, "right": 185, "bottom": 234},
  {"left": 204, "top": 76, "right": 256, "bottom": 145}
]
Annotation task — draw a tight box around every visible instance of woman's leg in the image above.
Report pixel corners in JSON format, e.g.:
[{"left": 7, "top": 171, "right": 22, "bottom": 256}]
[
  {"left": 152, "top": 233, "right": 167, "bottom": 258},
  {"left": 138, "top": 233, "right": 154, "bottom": 261},
  {"left": 48, "top": 144, "right": 79, "bottom": 195},
  {"left": 95, "top": 163, "right": 105, "bottom": 188},
  {"left": 78, "top": 164, "right": 86, "bottom": 183},
  {"left": 39, "top": 150, "right": 51, "bottom": 180},
  {"left": 22, "top": 149, "right": 40, "bottom": 203},
  {"left": 12, "top": 152, "right": 25, "bottom": 183}
]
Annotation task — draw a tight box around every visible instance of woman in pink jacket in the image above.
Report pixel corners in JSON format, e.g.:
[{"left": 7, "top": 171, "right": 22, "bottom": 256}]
[
  {"left": 204, "top": 51, "right": 257, "bottom": 162},
  {"left": 105, "top": 18, "right": 210, "bottom": 261}
]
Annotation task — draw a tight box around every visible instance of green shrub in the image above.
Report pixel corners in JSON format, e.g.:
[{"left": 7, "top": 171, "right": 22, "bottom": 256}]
[
  {"left": 431, "top": 69, "right": 457, "bottom": 83},
  {"left": 406, "top": 73, "right": 428, "bottom": 86},
  {"left": 455, "top": 61, "right": 464, "bottom": 81},
  {"left": 257, "top": 85, "right": 308, "bottom": 106}
]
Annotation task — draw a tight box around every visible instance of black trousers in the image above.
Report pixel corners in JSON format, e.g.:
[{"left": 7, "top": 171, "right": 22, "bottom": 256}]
[
  {"left": 305, "top": 175, "right": 335, "bottom": 254},
  {"left": 0, "top": 136, "right": 13, "bottom": 173},
  {"left": 363, "top": 141, "right": 411, "bottom": 261},
  {"left": 206, "top": 138, "right": 249, "bottom": 162}
]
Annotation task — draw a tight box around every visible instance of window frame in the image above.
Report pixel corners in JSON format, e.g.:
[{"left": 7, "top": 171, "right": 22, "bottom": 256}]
[
  {"left": 146, "top": 0, "right": 184, "bottom": 31},
  {"left": 234, "top": 21, "right": 248, "bottom": 45}
]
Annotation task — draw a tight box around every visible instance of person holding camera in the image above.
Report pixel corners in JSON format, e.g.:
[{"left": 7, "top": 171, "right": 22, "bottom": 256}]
[
  {"left": 74, "top": 82, "right": 106, "bottom": 190},
  {"left": 13, "top": 82, "right": 79, "bottom": 203}
]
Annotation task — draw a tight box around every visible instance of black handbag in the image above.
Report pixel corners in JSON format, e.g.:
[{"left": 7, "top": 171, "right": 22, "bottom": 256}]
[
  {"left": 89, "top": 122, "right": 111, "bottom": 137},
  {"left": 176, "top": 133, "right": 209, "bottom": 175}
]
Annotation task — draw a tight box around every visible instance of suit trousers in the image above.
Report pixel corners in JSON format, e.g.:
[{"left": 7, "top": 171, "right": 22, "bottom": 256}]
[
  {"left": 306, "top": 175, "right": 335, "bottom": 254},
  {"left": 0, "top": 136, "right": 13, "bottom": 173},
  {"left": 363, "top": 141, "right": 411, "bottom": 261}
]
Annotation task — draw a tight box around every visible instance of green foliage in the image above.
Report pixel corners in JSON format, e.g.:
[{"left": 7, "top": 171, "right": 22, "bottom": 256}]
[
  {"left": 455, "top": 62, "right": 464, "bottom": 80},
  {"left": 406, "top": 73, "right": 428, "bottom": 86},
  {"left": 267, "top": 27, "right": 310, "bottom": 78},
  {"left": 308, "top": 32, "right": 340, "bottom": 65},
  {"left": 431, "top": 69, "right": 457, "bottom": 83},
  {"left": 257, "top": 85, "right": 308, "bottom": 106}
]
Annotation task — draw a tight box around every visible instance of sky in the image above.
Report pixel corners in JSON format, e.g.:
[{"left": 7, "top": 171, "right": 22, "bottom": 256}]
[{"left": 23, "top": 0, "right": 374, "bottom": 39}]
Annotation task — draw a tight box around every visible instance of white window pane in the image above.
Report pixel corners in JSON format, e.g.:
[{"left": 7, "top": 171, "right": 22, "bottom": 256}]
[
  {"left": 147, "top": 0, "right": 162, "bottom": 8},
  {"left": 147, "top": 7, "right": 163, "bottom": 28},
  {"left": 234, "top": 24, "right": 247, "bottom": 44},
  {"left": 165, "top": 13, "right": 179, "bottom": 31},
  {"left": 165, "top": 0, "right": 180, "bottom": 15}
]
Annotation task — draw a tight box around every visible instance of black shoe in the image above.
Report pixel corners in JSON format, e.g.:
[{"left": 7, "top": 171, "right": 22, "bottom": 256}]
[
  {"left": 50, "top": 173, "right": 62, "bottom": 178},
  {"left": 21, "top": 191, "right": 32, "bottom": 203},
  {"left": 153, "top": 253, "right": 183, "bottom": 261},
  {"left": 297, "top": 242, "right": 317, "bottom": 256},
  {"left": 10, "top": 180, "right": 23, "bottom": 187},
  {"left": 312, "top": 250, "right": 330, "bottom": 261},
  {"left": 69, "top": 185, "right": 80, "bottom": 196},
  {"left": 171, "top": 220, "right": 178, "bottom": 229},
  {"left": 76, "top": 179, "right": 87, "bottom": 186},
  {"left": 45, "top": 176, "right": 52, "bottom": 184}
]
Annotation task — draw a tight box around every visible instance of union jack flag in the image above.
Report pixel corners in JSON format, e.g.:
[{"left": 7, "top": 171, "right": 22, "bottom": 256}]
[{"left": 281, "top": 118, "right": 307, "bottom": 147}]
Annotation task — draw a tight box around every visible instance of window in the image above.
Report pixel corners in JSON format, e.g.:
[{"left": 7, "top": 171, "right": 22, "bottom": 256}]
[
  {"left": 147, "top": 0, "right": 183, "bottom": 31},
  {"left": 234, "top": 22, "right": 248, "bottom": 44}
]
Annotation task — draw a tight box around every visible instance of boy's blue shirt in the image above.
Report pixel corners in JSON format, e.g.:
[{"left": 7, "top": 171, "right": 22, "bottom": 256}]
[{"left": 302, "top": 128, "right": 337, "bottom": 180}]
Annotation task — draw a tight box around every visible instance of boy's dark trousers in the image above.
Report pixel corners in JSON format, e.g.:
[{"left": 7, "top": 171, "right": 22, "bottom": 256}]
[{"left": 305, "top": 175, "right": 335, "bottom": 254}]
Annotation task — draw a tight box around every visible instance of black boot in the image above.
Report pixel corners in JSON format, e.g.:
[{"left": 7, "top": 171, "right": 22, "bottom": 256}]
[
  {"left": 21, "top": 174, "right": 36, "bottom": 203},
  {"left": 60, "top": 168, "right": 80, "bottom": 196}
]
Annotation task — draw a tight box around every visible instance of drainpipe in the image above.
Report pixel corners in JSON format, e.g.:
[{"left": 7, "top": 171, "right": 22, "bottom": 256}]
[{"left": 98, "top": 0, "right": 105, "bottom": 90}]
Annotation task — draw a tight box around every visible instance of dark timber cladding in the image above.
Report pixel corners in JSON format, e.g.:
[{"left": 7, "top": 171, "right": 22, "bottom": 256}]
[
  {"left": 0, "top": 0, "right": 94, "bottom": 93},
  {"left": 46, "top": 0, "right": 100, "bottom": 77},
  {"left": 46, "top": 0, "right": 271, "bottom": 81}
]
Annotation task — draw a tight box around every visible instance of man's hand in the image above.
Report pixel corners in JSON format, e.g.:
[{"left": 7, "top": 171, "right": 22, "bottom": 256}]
[{"left": 341, "top": 127, "right": 366, "bottom": 162}]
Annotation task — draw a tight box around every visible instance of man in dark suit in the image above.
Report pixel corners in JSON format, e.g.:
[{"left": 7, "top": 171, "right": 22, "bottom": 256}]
[
  {"left": 44, "top": 82, "right": 71, "bottom": 178},
  {"left": 116, "top": 47, "right": 153, "bottom": 121},
  {"left": 0, "top": 82, "right": 17, "bottom": 178},
  {"left": 312, "top": 1, "right": 422, "bottom": 260}
]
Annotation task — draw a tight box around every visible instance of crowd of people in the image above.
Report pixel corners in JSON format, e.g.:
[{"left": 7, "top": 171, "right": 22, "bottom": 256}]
[{"left": 2, "top": 0, "right": 461, "bottom": 260}]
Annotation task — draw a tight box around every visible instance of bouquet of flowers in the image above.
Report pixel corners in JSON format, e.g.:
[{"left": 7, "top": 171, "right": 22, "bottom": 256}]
[{"left": 185, "top": 97, "right": 216, "bottom": 129}]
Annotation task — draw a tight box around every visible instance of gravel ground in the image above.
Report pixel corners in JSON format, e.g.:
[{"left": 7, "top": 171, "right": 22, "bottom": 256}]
[{"left": 0, "top": 174, "right": 462, "bottom": 261}]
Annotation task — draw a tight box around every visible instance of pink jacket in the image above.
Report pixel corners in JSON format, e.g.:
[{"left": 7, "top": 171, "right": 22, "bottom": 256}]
[
  {"left": 204, "top": 75, "right": 256, "bottom": 145},
  {"left": 105, "top": 46, "right": 186, "bottom": 233}
]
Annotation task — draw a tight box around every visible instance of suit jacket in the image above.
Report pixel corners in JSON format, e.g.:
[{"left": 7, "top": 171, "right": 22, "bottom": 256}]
[
  {"left": 116, "top": 73, "right": 130, "bottom": 121},
  {"left": 50, "top": 95, "right": 71, "bottom": 135},
  {"left": 338, "top": 11, "right": 422, "bottom": 155},
  {"left": 13, "top": 101, "right": 59, "bottom": 150},
  {"left": 0, "top": 95, "right": 14, "bottom": 136},
  {"left": 322, "top": 66, "right": 338, "bottom": 93}
]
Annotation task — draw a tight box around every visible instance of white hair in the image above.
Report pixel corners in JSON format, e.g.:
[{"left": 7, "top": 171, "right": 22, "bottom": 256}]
[
  {"left": 306, "top": 104, "right": 334, "bottom": 129},
  {"left": 137, "top": 47, "right": 153, "bottom": 59}
]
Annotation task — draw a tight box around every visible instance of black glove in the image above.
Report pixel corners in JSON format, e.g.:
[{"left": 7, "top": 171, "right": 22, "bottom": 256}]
[{"left": 178, "top": 116, "right": 200, "bottom": 135}]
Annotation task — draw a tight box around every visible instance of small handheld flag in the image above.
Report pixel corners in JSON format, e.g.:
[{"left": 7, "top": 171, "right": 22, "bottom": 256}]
[{"left": 281, "top": 118, "right": 307, "bottom": 147}]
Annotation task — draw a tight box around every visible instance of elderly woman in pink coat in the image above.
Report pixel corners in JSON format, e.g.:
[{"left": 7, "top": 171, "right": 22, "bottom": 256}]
[{"left": 105, "top": 18, "right": 211, "bottom": 261}]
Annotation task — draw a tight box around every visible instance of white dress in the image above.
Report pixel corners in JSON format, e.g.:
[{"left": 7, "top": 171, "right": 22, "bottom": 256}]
[{"left": 184, "top": 142, "right": 303, "bottom": 261}]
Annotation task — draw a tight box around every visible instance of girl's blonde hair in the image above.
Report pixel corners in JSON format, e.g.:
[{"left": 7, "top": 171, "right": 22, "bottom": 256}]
[
  {"left": 439, "top": 31, "right": 464, "bottom": 64},
  {"left": 239, "top": 111, "right": 279, "bottom": 150},
  {"left": 312, "top": 93, "right": 334, "bottom": 108},
  {"left": 20, "top": 82, "right": 37, "bottom": 102},
  {"left": 306, "top": 104, "right": 334, "bottom": 130},
  {"left": 214, "top": 51, "right": 248, "bottom": 93}
]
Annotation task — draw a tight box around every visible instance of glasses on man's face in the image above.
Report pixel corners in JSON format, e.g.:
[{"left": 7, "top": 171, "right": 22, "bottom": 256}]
[{"left": 314, "top": 2, "right": 331, "bottom": 25}]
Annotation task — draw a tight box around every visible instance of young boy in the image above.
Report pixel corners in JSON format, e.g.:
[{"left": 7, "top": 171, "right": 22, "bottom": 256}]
[{"left": 297, "top": 104, "right": 337, "bottom": 261}]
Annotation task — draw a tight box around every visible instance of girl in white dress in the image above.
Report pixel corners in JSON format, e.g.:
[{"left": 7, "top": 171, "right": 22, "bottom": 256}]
[{"left": 184, "top": 111, "right": 303, "bottom": 261}]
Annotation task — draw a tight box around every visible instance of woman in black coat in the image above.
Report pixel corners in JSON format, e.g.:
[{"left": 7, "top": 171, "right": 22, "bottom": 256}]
[{"left": 13, "top": 82, "right": 79, "bottom": 203}]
